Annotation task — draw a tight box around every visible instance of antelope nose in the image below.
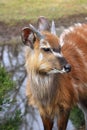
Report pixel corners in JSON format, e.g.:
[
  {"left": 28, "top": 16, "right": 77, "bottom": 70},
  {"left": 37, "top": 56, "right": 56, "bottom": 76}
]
[{"left": 64, "top": 64, "right": 71, "bottom": 73}]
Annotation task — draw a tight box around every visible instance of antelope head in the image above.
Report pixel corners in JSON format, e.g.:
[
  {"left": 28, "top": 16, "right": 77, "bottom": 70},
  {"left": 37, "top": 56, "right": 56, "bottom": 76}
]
[{"left": 21, "top": 16, "right": 71, "bottom": 75}]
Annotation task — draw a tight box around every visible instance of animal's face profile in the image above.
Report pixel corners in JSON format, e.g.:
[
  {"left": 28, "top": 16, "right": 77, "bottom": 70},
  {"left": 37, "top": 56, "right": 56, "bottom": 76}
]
[
  {"left": 21, "top": 17, "right": 87, "bottom": 130},
  {"left": 21, "top": 17, "right": 71, "bottom": 75}
]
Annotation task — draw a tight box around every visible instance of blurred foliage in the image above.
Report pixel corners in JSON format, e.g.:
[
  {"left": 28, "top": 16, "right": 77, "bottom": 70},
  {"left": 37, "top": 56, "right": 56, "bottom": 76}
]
[
  {"left": 0, "top": 65, "right": 15, "bottom": 105},
  {"left": 0, "top": 0, "right": 87, "bottom": 24},
  {"left": 70, "top": 106, "right": 85, "bottom": 129},
  {"left": 0, "top": 65, "right": 22, "bottom": 130},
  {"left": 0, "top": 110, "right": 22, "bottom": 130}
]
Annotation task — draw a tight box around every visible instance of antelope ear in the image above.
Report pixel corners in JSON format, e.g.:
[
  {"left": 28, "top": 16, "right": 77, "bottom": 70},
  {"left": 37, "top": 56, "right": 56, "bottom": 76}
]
[
  {"left": 21, "top": 27, "right": 36, "bottom": 49},
  {"left": 37, "top": 16, "right": 50, "bottom": 31}
]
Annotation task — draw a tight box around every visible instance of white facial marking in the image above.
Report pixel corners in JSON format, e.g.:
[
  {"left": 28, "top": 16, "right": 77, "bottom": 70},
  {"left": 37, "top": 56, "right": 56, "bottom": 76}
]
[
  {"left": 40, "top": 39, "right": 51, "bottom": 49},
  {"left": 48, "top": 68, "right": 66, "bottom": 74},
  {"left": 39, "top": 53, "right": 43, "bottom": 61},
  {"left": 52, "top": 50, "right": 63, "bottom": 57}
]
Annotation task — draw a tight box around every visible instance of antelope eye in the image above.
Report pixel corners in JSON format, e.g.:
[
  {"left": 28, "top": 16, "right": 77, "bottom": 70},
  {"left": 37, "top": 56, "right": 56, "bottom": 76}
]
[
  {"left": 53, "top": 46, "right": 61, "bottom": 53},
  {"left": 42, "top": 48, "right": 51, "bottom": 52}
]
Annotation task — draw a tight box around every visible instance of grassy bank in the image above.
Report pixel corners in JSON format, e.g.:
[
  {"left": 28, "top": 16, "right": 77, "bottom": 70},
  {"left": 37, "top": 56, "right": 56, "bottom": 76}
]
[{"left": 0, "top": 0, "right": 87, "bottom": 23}]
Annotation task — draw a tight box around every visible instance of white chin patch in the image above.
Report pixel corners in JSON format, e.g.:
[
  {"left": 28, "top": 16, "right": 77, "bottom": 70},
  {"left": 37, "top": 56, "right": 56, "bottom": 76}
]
[{"left": 48, "top": 68, "right": 66, "bottom": 74}]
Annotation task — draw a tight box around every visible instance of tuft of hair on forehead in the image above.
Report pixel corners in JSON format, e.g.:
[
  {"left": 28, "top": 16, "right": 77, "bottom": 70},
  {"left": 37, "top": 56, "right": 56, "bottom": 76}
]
[{"left": 41, "top": 31, "right": 59, "bottom": 49}]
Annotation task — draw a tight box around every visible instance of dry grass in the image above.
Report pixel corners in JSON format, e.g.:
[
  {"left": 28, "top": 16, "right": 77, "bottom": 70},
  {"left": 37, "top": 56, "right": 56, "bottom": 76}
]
[{"left": 0, "top": 0, "right": 87, "bottom": 23}]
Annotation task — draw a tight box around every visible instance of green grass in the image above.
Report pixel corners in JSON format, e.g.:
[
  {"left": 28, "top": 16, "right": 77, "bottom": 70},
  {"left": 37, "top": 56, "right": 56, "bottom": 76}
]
[
  {"left": 0, "top": 65, "right": 22, "bottom": 130},
  {"left": 0, "top": 65, "right": 15, "bottom": 106},
  {"left": 0, "top": 0, "right": 87, "bottom": 23},
  {"left": 0, "top": 110, "right": 22, "bottom": 130},
  {"left": 70, "top": 106, "right": 85, "bottom": 129}
]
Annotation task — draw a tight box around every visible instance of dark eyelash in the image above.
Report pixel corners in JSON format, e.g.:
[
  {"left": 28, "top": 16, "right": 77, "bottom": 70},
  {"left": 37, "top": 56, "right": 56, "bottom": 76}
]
[{"left": 42, "top": 48, "right": 51, "bottom": 52}]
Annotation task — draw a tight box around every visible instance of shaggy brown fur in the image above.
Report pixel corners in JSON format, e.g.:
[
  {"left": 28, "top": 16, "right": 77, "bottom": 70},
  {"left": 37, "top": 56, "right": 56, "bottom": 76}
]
[{"left": 21, "top": 17, "right": 87, "bottom": 130}]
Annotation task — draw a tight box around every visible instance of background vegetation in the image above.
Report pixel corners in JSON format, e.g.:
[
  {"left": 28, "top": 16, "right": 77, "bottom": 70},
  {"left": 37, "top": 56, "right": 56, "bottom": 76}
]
[
  {"left": 0, "top": 0, "right": 87, "bottom": 129},
  {"left": 0, "top": 65, "right": 22, "bottom": 130},
  {"left": 0, "top": 110, "right": 21, "bottom": 130},
  {"left": 0, "top": 0, "right": 87, "bottom": 24},
  {"left": 70, "top": 106, "right": 85, "bottom": 129},
  {"left": 0, "top": 66, "right": 14, "bottom": 106}
]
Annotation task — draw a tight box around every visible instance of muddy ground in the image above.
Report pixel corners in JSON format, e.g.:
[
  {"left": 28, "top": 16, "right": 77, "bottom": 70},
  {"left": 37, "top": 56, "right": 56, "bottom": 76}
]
[{"left": 0, "top": 13, "right": 87, "bottom": 44}]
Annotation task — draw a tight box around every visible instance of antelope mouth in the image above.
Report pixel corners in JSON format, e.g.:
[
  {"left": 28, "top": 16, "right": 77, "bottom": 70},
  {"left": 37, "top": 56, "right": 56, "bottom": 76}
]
[
  {"left": 48, "top": 65, "right": 71, "bottom": 74},
  {"left": 48, "top": 68, "right": 66, "bottom": 74}
]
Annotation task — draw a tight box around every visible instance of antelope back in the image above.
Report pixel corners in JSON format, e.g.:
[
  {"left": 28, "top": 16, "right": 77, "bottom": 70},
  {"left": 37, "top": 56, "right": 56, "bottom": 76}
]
[
  {"left": 59, "top": 23, "right": 87, "bottom": 81},
  {"left": 59, "top": 23, "right": 87, "bottom": 107}
]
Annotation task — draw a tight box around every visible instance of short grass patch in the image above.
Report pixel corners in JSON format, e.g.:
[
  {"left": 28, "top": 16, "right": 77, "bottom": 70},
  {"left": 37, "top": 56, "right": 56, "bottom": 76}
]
[{"left": 0, "top": 0, "right": 87, "bottom": 23}]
